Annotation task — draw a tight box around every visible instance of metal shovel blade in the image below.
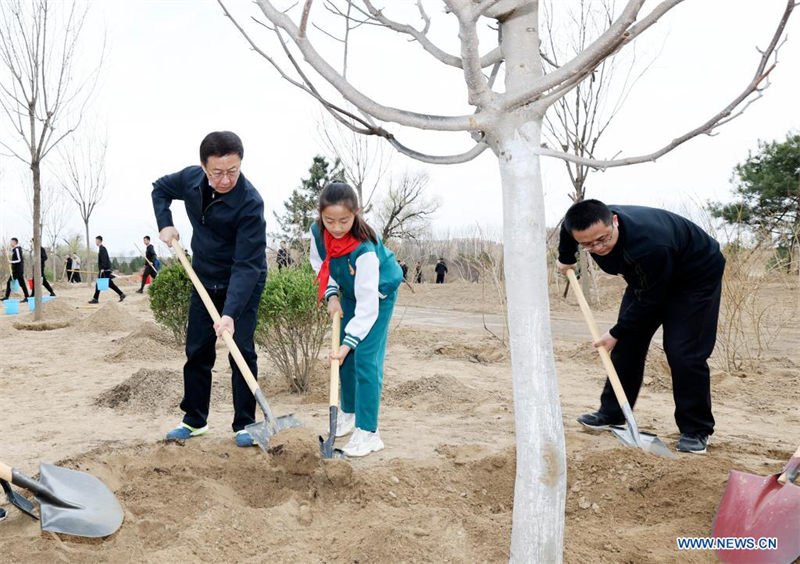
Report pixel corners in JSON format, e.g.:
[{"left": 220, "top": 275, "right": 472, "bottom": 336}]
[
  {"left": 246, "top": 414, "right": 303, "bottom": 453},
  {"left": 712, "top": 470, "right": 800, "bottom": 564},
  {"left": 319, "top": 406, "right": 346, "bottom": 460},
  {"left": 13, "top": 463, "right": 123, "bottom": 537},
  {"left": 609, "top": 425, "right": 676, "bottom": 458},
  {"left": 1, "top": 478, "right": 38, "bottom": 520}
]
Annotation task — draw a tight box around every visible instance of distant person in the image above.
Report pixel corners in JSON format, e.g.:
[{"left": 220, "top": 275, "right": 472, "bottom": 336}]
[
  {"left": 70, "top": 253, "right": 82, "bottom": 283},
  {"left": 152, "top": 130, "right": 267, "bottom": 448},
  {"left": 136, "top": 235, "right": 159, "bottom": 293},
  {"left": 399, "top": 261, "right": 408, "bottom": 281},
  {"left": 557, "top": 199, "right": 725, "bottom": 454},
  {"left": 414, "top": 261, "right": 423, "bottom": 284},
  {"left": 276, "top": 240, "right": 293, "bottom": 270},
  {"left": 310, "top": 182, "right": 403, "bottom": 457},
  {"left": 3, "top": 237, "right": 30, "bottom": 303},
  {"left": 88, "top": 236, "right": 125, "bottom": 304},
  {"left": 30, "top": 244, "right": 56, "bottom": 298},
  {"left": 65, "top": 255, "right": 74, "bottom": 282},
  {"left": 434, "top": 257, "right": 448, "bottom": 284}
]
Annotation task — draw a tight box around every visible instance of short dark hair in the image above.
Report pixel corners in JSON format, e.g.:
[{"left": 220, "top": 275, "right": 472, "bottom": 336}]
[
  {"left": 317, "top": 182, "right": 377, "bottom": 244},
  {"left": 563, "top": 199, "right": 613, "bottom": 232},
  {"left": 96, "top": 235, "right": 103, "bottom": 242},
  {"left": 199, "top": 131, "right": 244, "bottom": 164},
  {"left": 143, "top": 236, "right": 150, "bottom": 242},
  {"left": 11, "top": 237, "right": 18, "bottom": 244}
]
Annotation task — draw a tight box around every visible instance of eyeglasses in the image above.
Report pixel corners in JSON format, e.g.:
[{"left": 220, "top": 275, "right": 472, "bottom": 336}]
[
  {"left": 578, "top": 225, "right": 615, "bottom": 249},
  {"left": 206, "top": 168, "right": 240, "bottom": 181}
]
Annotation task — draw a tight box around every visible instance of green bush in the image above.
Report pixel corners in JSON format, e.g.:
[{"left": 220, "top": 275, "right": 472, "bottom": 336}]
[
  {"left": 256, "top": 263, "right": 327, "bottom": 393},
  {"left": 148, "top": 262, "right": 192, "bottom": 345}
]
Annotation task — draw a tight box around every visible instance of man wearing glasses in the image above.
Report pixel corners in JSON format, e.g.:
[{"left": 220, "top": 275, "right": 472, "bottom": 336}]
[
  {"left": 556, "top": 199, "right": 725, "bottom": 454},
  {"left": 151, "top": 131, "right": 267, "bottom": 448}
]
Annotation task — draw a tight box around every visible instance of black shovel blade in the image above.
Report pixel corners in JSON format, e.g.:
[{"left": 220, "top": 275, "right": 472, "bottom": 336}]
[
  {"left": 319, "top": 406, "right": 347, "bottom": 460},
  {"left": 1, "top": 478, "right": 38, "bottom": 520},
  {"left": 37, "top": 463, "right": 123, "bottom": 538},
  {"left": 246, "top": 414, "right": 303, "bottom": 453}
]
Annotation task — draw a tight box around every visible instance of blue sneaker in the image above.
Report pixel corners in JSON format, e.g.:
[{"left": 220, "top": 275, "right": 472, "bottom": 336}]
[
  {"left": 165, "top": 423, "right": 208, "bottom": 440},
  {"left": 235, "top": 430, "right": 257, "bottom": 447}
]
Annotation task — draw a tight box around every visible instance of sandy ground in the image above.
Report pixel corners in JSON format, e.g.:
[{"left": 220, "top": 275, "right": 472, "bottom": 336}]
[{"left": 0, "top": 277, "right": 798, "bottom": 563}]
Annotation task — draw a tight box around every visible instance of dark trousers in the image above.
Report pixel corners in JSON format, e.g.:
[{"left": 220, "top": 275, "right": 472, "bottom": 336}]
[
  {"left": 93, "top": 270, "right": 124, "bottom": 300},
  {"left": 30, "top": 260, "right": 54, "bottom": 296},
  {"left": 4, "top": 270, "right": 29, "bottom": 299},
  {"left": 139, "top": 264, "right": 158, "bottom": 290},
  {"left": 181, "top": 279, "right": 264, "bottom": 432},
  {"left": 598, "top": 274, "right": 723, "bottom": 436},
  {"left": 435, "top": 273, "right": 445, "bottom": 284}
]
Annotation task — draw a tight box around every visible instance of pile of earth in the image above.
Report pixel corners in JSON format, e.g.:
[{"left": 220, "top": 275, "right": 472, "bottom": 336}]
[
  {"left": 11, "top": 298, "right": 79, "bottom": 331},
  {"left": 105, "top": 322, "right": 182, "bottom": 363},
  {"left": 78, "top": 302, "right": 139, "bottom": 333}
]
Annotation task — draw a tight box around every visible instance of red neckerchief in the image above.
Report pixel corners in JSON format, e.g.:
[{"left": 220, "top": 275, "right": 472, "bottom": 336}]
[{"left": 316, "top": 228, "right": 361, "bottom": 303}]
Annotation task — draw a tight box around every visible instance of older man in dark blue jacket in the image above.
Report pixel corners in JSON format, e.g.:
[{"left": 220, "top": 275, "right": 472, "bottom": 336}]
[
  {"left": 152, "top": 131, "right": 267, "bottom": 448},
  {"left": 557, "top": 199, "right": 725, "bottom": 454}
]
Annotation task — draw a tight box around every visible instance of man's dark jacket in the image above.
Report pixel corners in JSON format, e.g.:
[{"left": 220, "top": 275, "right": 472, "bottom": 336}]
[
  {"left": 151, "top": 166, "right": 267, "bottom": 320},
  {"left": 97, "top": 244, "right": 112, "bottom": 273},
  {"left": 145, "top": 244, "right": 157, "bottom": 263},
  {"left": 558, "top": 205, "right": 725, "bottom": 339}
]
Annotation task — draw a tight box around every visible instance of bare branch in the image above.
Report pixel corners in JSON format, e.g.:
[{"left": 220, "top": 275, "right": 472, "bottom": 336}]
[{"left": 299, "top": 0, "right": 313, "bottom": 36}]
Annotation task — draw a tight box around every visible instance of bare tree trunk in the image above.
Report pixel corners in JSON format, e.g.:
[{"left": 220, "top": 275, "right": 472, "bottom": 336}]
[
  {"left": 32, "top": 164, "right": 43, "bottom": 321},
  {"left": 84, "top": 220, "right": 92, "bottom": 283}
]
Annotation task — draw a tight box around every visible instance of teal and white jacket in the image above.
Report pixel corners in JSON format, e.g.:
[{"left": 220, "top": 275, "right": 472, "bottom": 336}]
[{"left": 309, "top": 223, "right": 403, "bottom": 350}]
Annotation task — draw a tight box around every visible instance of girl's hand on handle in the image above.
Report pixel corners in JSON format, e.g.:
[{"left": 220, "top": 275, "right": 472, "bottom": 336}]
[
  {"left": 214, "top": 315, "right": 235, "bottom": 338},
  {"left": 159, "top": 226, "right": 180, "bottom": 247},
  {"left": 327, "top": 295, "right": 343, "bottom": 319},
  {"left": 329, "top": 344, "right": 351, "bottom": 366}
]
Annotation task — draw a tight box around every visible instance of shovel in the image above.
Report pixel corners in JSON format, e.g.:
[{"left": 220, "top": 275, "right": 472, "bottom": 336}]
[
  {"left": 0, "top": 461, "right": 123, "bottom": 537},
  {"left": 319, "top": 314, "right": 346, "bottom": 459},
  {"left": 711, "top": 444, "right": 800, "bottom": 564},
  {"left": 566, "top": 269, "right": 674, "bottom": 458},
  {"left": 170, "top": 239, "right": 301, "bottom": 452}
]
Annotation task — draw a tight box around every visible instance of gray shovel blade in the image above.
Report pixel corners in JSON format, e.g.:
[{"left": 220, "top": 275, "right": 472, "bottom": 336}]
[
  {"left": 609, "top": 425, "right": 675, "bottom": 458},
  {"left": 246, "top": 415, "right": 303, "bottom": 453},
  {"left": 29, "top": 463, "right": 123, "bottom": 537},
  {"left": 319, "top": 406, "right": 347, "bottom": 460},
  {"left": 1, "top": 479, "right": 38, "bottom": 520}
]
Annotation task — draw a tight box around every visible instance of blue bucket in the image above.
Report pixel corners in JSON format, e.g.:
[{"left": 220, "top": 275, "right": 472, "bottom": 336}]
[
  {"left": 97, "top": 277, "right": 110, "bottom": 291},
  {"left": 11, "top": 279, "right": 19, "bottom": 293},
  {"left": 28, "top": 299, "right": 36, "bottom": 311},
  {"left": 4, "top": 299, "right": 19, "bottom": 315},
  {"left": 42, "top": 295, "right": 53, "bottom": 303}
]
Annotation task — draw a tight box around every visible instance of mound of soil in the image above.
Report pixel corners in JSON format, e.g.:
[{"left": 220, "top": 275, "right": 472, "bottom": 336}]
[
  {"left": 267, "top": 427, "right": 322, "bottom": 475},
  {"left": 94, "top": 368, "right": 231, "bottom": 413},
  {"left": 433, "top": 341, "right": 508, "bottom": 364},
  {"left": 106, "top": 323, "right": 182, "bottom": 363},
  {"left": 79, "top": 302, "right": 140, "bottom": 333},
  {"left": 10, "top": 299, "right": 80, "bottom": 331},
  {"left": 384, "top": 374, "right": 475, "bottom": 411}
]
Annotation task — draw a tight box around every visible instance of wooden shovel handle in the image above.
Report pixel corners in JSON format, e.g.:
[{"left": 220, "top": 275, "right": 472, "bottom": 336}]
[
  {"left": 566, "top": 269, "right": 630, "bottom": 407},
  {"left": 330, "top": 314, "right": 341, "bottom": 407},
  {"left": 171, "top": 239, "right": 259, "bottom": 396},
  {"left": 0, "top": 461, "right": 12, "bottom": 482}
]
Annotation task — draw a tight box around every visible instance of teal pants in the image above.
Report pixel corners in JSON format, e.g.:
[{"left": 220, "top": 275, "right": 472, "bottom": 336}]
[{"left": 339, "top": 293, "right": 396, "bottom": 432}]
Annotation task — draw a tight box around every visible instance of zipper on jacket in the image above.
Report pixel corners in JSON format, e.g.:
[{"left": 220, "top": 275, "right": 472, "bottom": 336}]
[{"left": 201, "top": 196, "right": 222, "bottom": 225}]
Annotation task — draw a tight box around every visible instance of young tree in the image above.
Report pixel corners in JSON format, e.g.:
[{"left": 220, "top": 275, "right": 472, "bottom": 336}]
[
  {"left": 221, "top": 1, "right": 796, "bottom": 560},
  {"left": 709, "top": 132, "right": 800, "bottom": 272},
  {"left": 57, "top": 131, "right": 107, "bottom": 282},
  {"left": 373, "top": 171, "right": 439, "bottom": 242},
  {"left": 274, "top": 154, "right": 344, "bottom": 241},
  {"left": 0, "top": 0, "right": 102, "bottom": 319}
]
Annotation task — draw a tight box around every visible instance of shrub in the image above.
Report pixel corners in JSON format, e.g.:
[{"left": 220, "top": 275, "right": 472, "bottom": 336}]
[
  {"left": 256, "top": 263, "right": 327, "bottom": 393},
  {"left": 148, "top": 262, "right": 192, "bottom": 345}
]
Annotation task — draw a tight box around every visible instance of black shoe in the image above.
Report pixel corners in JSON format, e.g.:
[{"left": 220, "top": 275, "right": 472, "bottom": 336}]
[
  {"left": 88, "top": 298, "right": 99, "bottom": 304},
  {"left": 49, "top": 293, "right": 56, "bottom": 297},
  {"left": 676, "top": 433, "right": 708, "bottom": 454},
  {"left": 577, "top": 411, "right": 625, "bottom": 430},
  {"left": 119, "top": 293, "right": 126, "bottom": 302},
  {"left": 136, "top": 289, "right": 143, "bottom": 294},
  {"left": 0, "top": 506, "right": 6, "bottom": 521},
  {"left": 20, "top": 298, "right": 28, "bottom": 303}
]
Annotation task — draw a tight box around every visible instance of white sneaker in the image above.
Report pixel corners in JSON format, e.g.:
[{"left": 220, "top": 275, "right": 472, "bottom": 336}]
[
  {"left": 335, "top": 411, "right": 355, "bottom": 437},
  {"left": 342, "top": 428, "right": 384, "bottom": 457}
]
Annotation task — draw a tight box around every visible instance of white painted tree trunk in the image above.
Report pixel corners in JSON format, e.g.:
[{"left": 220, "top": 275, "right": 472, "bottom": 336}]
[{"left": 496, "top": 119, "right": 566, "bottom": 563}]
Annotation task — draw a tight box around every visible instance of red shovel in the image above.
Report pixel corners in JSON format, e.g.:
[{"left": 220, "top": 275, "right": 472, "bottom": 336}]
[{"left": 711, "top": 444, "right": 800, "bottom": 564}]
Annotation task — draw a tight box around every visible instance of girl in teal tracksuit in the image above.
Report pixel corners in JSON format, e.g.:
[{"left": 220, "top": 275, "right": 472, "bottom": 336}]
[{"left": 310, "top": 182, "right": 403, "bottom": 457}]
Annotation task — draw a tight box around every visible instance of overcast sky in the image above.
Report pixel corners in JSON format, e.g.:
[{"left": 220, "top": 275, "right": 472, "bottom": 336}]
[{"left": 1, "top": 0, "right": 798, "bottom": 257}]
